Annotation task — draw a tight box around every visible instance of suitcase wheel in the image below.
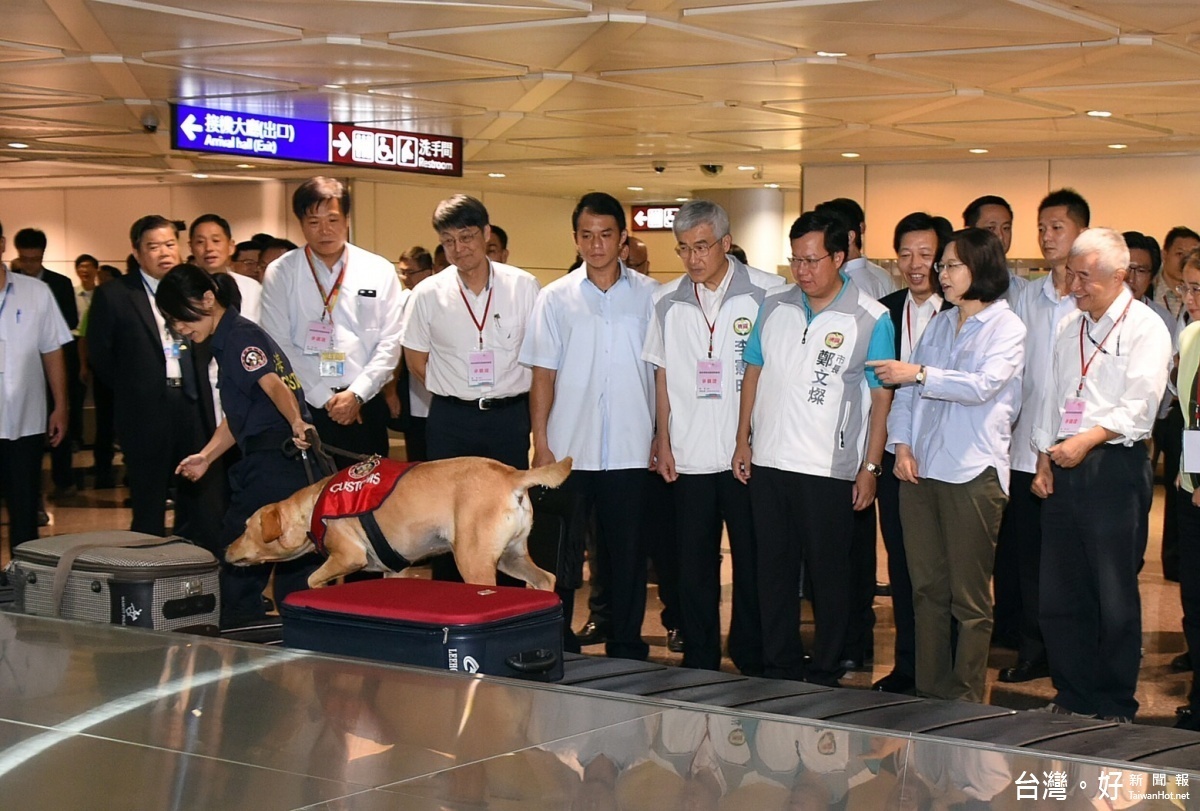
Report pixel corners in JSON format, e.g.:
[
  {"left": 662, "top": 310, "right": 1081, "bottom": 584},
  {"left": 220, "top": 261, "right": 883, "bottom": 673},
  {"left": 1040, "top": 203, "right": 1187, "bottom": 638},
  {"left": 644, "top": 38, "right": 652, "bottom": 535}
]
[{"left": 505, "top": 648, "right": 559, "bottom": 675}]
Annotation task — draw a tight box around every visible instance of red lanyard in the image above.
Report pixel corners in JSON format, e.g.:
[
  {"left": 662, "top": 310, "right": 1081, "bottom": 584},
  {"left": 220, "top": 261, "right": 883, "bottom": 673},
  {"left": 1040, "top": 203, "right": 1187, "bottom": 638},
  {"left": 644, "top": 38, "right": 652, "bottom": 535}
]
[
  {"left": 694, "top": 283, "right": 717, "bottom": 358},
  {"left": 305, "top": 247, "right": 347, "bottom": 323},
  {"left": 905, "top": 299, "right": 914, "bottom": 354},
  {"left": 1077, "top": 299, "right": 1132, "bottom": 395},
  {"left": 459, "top": 282, "right": 493, "bottom": 350}
]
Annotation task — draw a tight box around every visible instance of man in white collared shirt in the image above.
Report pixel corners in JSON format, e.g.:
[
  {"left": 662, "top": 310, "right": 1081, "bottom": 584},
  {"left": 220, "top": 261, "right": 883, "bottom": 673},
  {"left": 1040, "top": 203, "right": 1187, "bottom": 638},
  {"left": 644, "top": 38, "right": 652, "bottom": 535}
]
[
  {"left": 814, "top": 198, "right": 896, "bottom": 299},
  {"left": 403, "top": 195, "right": 539, "bottom": 584},
  {"left": 1031, "top": 227, "right": 1171, "bottom": 721},
  {"left": 261, "top": 177, "right": 404, "bottom": 462},
  {"left": 521, "top": 192, "right": 657, "bottom": 659},
  {"left": 643, "top": 199, "right": 784, "bottom": 674},
  {"left": 0, "top": 220, "right": 70, "bottom": 549},
  {"left": 962, "top": 194, "right": 1028, "bottom": 308}
]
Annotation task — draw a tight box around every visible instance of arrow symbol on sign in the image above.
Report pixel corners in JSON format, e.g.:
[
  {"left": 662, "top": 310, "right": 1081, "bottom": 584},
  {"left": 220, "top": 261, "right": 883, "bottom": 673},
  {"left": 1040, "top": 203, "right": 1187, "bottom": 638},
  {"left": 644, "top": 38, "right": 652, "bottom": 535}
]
[
  {"left": 332, "top": 131, "right": 352, "bottom": 157},
  {"left": 180, "top": 114, "right": 202, "bottom": 141},
  {"left": 634, "top": 210, "right": 648, "bottom": 226}
]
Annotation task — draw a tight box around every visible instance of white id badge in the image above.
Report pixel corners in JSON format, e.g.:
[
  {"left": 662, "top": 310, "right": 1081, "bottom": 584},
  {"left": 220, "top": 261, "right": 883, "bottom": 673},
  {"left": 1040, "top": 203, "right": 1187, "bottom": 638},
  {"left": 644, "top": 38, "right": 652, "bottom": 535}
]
[
  {"left": 1185, "top": 430, "right": 1200, "bottom": 474},
  {"left": 304, "top": 321, "right": 334, "bottom": 355},
  {"left": 468, "top": 351, "right": 495, "bottom": 387},
  {"left": 163, "top": 338, "right": 182, "bottom": 360},
  {"left": 1057, "top": 397, "right": 1086, "bottom": 438},
  {"left": 696, "top": 358, "right": 723, "bottom": 398},
  {"left": 319, "top": 351, "right": 345, "bottom": 378}
]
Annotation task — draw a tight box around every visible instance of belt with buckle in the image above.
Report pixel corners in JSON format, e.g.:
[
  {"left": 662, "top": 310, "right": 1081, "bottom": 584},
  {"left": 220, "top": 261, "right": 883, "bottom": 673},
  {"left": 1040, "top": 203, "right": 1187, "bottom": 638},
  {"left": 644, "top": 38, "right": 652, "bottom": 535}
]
[
  {"left": 438, "top": 393, "right": 529, "bottom": 411},
  {"left": 166, "top": 378, "right": 183, "bottom": 388}
]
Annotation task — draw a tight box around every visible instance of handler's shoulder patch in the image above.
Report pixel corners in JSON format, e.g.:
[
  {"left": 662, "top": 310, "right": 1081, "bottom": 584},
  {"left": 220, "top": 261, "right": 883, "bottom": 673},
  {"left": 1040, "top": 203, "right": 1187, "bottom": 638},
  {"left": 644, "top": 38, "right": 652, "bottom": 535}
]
[{"left": 241, "top": 346, "right": 267, "bottom": 372}]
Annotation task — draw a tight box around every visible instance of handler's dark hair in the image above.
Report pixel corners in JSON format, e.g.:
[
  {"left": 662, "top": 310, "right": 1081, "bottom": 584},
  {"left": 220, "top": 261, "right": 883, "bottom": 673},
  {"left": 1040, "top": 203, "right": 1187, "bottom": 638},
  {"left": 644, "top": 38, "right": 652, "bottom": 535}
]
[{"left": 155, "top": 263, "right": 242, "bottom": 324}]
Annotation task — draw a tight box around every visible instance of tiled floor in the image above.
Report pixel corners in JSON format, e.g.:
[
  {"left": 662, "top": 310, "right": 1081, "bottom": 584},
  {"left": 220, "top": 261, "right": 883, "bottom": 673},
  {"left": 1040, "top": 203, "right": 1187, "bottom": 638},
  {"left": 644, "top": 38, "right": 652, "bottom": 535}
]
[{"left": 4, "top": 445, "right": 1195, "bottom": 728}]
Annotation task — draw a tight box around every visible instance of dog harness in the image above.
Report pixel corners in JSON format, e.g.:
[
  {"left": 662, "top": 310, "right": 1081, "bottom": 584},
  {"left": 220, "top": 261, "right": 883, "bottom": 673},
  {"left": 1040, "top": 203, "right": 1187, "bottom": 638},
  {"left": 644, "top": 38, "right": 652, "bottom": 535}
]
[{"left": 308, "top": 457, "right": 418, "bottom": 572}]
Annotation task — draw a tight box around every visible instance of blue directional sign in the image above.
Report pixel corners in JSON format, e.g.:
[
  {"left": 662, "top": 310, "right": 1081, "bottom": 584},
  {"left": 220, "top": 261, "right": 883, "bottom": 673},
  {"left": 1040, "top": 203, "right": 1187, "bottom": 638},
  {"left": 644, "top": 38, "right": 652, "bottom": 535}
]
[{"left": 170, "top": 103, "right": 462, "bottom": 177}]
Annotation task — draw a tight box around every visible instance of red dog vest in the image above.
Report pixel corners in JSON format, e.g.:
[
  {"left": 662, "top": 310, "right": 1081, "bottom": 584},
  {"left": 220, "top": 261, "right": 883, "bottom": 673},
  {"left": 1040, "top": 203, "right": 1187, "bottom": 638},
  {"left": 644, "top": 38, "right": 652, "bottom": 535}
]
[{"left": 309, "top": 458, "right": 418, "bottom": 556}]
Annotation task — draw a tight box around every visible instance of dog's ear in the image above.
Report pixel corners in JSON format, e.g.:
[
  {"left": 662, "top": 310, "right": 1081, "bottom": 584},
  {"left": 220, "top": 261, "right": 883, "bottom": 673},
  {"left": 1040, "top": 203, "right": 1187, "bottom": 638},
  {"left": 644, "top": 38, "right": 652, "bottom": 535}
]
[{"left": 260, "top": 505, "right": 283, "bottom": 542}]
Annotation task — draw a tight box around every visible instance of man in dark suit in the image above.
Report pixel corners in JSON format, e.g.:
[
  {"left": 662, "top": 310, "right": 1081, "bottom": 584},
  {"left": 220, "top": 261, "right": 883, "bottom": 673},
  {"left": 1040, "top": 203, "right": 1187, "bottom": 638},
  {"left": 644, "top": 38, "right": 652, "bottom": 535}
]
[
  {"left": 87, "top": 215, "right": 223, "bottom": 555},
  {"left": 870, "top": 213, "right": 954, "bottom": 694},
  {"left": 12, "top": 228, "right": 79, "bottom": 499}
]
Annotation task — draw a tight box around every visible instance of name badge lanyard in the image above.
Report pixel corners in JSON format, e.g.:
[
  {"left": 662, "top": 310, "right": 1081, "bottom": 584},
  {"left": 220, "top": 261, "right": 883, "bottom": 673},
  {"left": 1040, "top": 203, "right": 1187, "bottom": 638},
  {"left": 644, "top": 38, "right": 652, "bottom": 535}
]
[
  {"left": 459, "top": 283, "right": 494, "bottom": 350},
  {"left": 694, "top": 284, "right": 717, "bottom": 358},
  {"left": 305, "top": 246, "right": 348, "bottom": 324},
  {"left": 1076, "top": 299, "right": 1132, "bottom": 396},
  {"left": 139, "top": 275, "right": 172, "bottom": 341}
]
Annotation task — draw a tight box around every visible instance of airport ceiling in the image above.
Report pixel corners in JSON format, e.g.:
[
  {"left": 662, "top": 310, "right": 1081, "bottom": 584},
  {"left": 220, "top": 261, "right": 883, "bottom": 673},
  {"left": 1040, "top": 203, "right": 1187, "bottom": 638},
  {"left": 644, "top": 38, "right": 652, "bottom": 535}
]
[{"left": 3, "top": 0, "right": 1200, "bottom": 197}]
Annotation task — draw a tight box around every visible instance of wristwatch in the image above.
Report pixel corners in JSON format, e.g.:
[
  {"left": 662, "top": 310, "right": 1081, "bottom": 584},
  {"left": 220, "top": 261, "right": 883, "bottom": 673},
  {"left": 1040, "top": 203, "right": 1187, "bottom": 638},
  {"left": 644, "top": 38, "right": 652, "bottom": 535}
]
[
  {"left": 352, "top": 392, "right": 365, "bottom": 405},
  {"left": 915, "top": 365, "right": 927, "bottom": 385},
  {"left": 864, "top": 461, "right": 883, "bottom": 478}
]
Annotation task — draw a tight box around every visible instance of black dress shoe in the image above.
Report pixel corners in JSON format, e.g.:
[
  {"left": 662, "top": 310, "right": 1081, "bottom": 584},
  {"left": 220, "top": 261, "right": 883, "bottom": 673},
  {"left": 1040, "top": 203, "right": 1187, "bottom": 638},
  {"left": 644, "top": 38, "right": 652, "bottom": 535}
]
[
  {"left": 998, "top": 660, "right": 1050, "bottom": 683},
  {"left": 1172, "top": 651, "right": 1192, "bottom": 673},
  {"left": 575, "top": 620, "right": 610, "bottom": 646},
  {"left": 666, "top": 628, "right": 684, "bottom": 653},
  {"left": 872, "top": 671, "right": 916, "bottom": 694}
]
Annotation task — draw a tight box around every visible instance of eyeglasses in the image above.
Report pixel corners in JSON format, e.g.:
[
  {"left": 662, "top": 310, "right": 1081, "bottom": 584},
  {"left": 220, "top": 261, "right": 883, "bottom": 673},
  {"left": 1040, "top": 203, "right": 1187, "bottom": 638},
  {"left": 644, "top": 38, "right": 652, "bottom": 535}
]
[
  {"left": 234, "top": 258, "right": 259, "bottom": 268},
  {"left": 1174, "top": 284, "right": 1200, "bottom": 299},
  {"left": 788, "top": 253, "right": 831, "bottom": 269},
  {"left": 438, "top": 228, "right": 482, "bottom": 249},
  {"left": 1126, "top": 264, "right": 1152, "bottom": 276},
  {"left": 398, "top": 267, "right": 431, "bottom": 278},
  {"left": 675, "top": 242, "right": 716, "bottom": 259},
  {"left": 933, "top": 260, "right": 967, "bottom": 273}
]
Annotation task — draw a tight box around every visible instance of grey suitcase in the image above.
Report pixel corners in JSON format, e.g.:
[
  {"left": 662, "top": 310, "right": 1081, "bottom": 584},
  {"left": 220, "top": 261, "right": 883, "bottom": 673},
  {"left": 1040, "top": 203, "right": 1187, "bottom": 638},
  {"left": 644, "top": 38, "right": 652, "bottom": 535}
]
[{"left": 7, "top": 531, "right": 220, "bottom": 632}]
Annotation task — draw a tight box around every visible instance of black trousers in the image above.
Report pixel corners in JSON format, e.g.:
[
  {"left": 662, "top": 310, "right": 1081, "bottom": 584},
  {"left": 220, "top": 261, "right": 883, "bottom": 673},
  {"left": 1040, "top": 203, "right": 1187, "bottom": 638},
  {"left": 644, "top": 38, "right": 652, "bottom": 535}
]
[
  {"left": 1040, "top": 443, "right": 1151, "bottom": 719},
  {"left": 403, "top": 416, "right": 428, "bottom": 462},
  {"left": 123, "top": 388, "right": 224, "bottom": 556},
  {"left": 49, "top": 340, "right": 80, "bottom": 491},
  {"left": 646, "top": 472, "right": 681, "bottom": 632},
  {"left": 877, "top": 451, "right": 915, "bottom": 679},
  {"left": 1156, "top": 403, "right": 1184, "bottom": 580},
  {"left": 310, "top": 394, "right": 390, "bottom": 466},
  {"left": 563, "top": 469, "right": 649, "bottom": 660},
  {"left": 426, "top": 394, "right": 530, "bottom": 585},
  {"left": 0, "top": 434, "right": 46, "bottom": 551},
  {"left": 219, "top": 445, "right": 318, "bottom": 625},
  {"left": 1177, "top": 493, "right": 1200, "bottom": 709},
  {"left": 675, "top": 471, "right": 762, "bottom": 674},
  {"left": 843, "top": 501, "right": 877, "bottom": 663},
  {"left": 750, "top": 465, "right": 853, "bottom": 683},
  {"left": 92, "top": 375, "right": 116, "bottom": 479},
  {"left": 996, "top": 470, "right": 1046, "bottom": 664}
]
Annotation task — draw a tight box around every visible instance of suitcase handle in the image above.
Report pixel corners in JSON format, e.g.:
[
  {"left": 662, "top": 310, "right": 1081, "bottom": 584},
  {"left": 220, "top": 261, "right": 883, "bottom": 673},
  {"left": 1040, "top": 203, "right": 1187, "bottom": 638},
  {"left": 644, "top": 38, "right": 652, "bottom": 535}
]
[{"left": 505, "top": 648, "right": 559, "bottom": 675}]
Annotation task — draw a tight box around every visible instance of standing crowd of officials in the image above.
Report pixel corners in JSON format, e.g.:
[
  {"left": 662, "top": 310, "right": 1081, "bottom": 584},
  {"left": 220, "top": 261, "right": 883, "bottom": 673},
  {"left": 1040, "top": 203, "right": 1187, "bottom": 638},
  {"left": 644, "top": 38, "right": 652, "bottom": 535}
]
[{"left": 3, "top": 176, "right": 1199, "bottom": 727}]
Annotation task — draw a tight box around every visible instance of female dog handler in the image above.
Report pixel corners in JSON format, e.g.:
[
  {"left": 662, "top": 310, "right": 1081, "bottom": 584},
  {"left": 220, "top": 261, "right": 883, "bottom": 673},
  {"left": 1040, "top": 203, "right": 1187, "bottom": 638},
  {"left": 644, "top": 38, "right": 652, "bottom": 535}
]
[{"left": 156, "top": 263, "right": 318, "bottom": 628}]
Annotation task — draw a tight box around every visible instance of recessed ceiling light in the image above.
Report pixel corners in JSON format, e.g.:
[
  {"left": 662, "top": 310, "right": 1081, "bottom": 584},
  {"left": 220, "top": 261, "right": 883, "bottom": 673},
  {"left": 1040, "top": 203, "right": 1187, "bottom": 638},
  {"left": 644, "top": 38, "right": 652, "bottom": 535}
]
[
  {"left": 236, "top": 163, "right": 254, "bottom": 168},
  {"left": 323, "top": 84, "right": 344, "bottom": 90},
  {"left": 969, "top": 148, "right": 988, "bottom": 154},
  {"left": 8, "top": 142, "right": 28, "bottom": 149},
  {"left": 675, "top": 197, "right": 689, "bottom": 202},
  {"left": 764, "top": 183, "right": 780, "bottom": 189},
  {"left": 488, "top": 172, "right": 506, "bottom": 178},
  {"left": 191, "top": 173, "right": 209, "bottom": 179},
  {"left": 737, "top": 165, "right": 756, "bottom": 171},
  {"left": 1086, "top": 110, "right": 1112, "bottom": 118},
  {"left": 841, "top": 152, "right": 860, "bottom": 158},
  {"left": 1108, "top": 143, "right": 1128, "bottom": 149},
  {"left": 816, "top": 51, "right": 847, "bottom": 58},
  {"left": 627, "top": 186, "right": 643, "bottom": 191}
]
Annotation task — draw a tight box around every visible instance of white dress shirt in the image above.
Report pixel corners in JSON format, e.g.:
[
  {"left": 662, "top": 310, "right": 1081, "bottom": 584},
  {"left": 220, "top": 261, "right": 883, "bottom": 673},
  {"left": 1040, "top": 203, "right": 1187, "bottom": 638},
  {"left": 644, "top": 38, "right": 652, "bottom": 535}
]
[
  {"left": 0, "top": 273, "right": 72, "bottom": 439},
  {"left": 228, "top": 271, "right": 262, "bottom": 323},
  {"left": 1032, "top": 287, "right": 1172, "bottom": 452},
  {"left": 887, "top": 301, "right": 1025, "bottom": 494},
  {"left": 402, "top": 260, "right": 539, "bottom": 401},
  {"left": 520, "top": 265, "right": 658, "bottom": 471},
  {"left": 397, "top": 288, "right": 432, "bottom": 419},
  {"left": 899, "top": 291, "right": 943, "bottom": 363},
  {"left": 74, "top": 288, "right": 91, "bottom": 338},
  {"left": 260, "top": 243, "right": 405, "bottom": 409},
  {"left": 140, "top": 271, "right": 183, "bottom": 382},
  {"left": 843, "top": 256, "right": 897, "bottom": 299},
  {"left": 1010, "top": 273, "right": 1077, "bottom": 473}
]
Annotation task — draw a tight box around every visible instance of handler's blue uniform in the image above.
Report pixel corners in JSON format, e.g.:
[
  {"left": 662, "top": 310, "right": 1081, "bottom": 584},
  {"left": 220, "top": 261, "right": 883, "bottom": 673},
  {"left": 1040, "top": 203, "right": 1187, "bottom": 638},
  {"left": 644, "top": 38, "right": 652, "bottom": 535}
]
[{"left": 211, "top": 309, "right": 316, "bottom": 627}]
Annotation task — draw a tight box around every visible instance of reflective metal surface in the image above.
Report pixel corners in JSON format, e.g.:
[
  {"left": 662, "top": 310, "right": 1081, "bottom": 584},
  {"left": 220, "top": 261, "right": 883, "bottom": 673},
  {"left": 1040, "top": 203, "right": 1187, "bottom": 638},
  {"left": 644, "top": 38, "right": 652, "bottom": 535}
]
[{"left": 1, "top": 612, "right": 1195, "bottom": 810}]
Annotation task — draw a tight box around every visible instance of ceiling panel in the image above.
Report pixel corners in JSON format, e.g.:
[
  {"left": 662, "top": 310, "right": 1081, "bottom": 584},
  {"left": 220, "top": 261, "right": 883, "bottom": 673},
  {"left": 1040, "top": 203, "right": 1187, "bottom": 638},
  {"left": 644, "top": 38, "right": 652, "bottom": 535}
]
[{"left": 1071, "top": 1, "right": 1200, "bottom": 34}]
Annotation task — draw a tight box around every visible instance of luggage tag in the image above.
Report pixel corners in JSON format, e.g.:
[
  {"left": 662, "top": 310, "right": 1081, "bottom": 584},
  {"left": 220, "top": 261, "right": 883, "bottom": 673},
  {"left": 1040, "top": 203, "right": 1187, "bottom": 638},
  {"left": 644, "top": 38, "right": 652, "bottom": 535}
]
[
  {"left": 1057, "top": 397, "right": 1086, "bottom": 438},
  {"left": 305, "top": 320, "right": 334, "bottom": 355},
  {"left": 319, "top": 351, "right": 346, "bottom": 378},
  {"left": 697, "top": 358, "right": 723, "bottom": 398},
  {"left": 468, "top": 350, "right": 495, "bottom": 387},
  {"left": 1185, "top": 430, "right": 1200, "bottom": 474}
]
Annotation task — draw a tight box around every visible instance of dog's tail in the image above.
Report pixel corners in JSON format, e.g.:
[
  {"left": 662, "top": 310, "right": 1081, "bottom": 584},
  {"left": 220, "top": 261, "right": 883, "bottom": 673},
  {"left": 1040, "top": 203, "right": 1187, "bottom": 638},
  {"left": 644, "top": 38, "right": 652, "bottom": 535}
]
[{"left": 515, "top": 457, "right": 573, "bottom": 491}]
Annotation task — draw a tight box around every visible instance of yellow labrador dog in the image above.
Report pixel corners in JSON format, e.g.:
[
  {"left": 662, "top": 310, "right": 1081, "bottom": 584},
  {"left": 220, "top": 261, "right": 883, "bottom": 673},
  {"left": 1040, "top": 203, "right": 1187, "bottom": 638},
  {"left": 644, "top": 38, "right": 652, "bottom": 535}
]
[{"left": 226, "top": 456, "right": 572, "bottom": 590}]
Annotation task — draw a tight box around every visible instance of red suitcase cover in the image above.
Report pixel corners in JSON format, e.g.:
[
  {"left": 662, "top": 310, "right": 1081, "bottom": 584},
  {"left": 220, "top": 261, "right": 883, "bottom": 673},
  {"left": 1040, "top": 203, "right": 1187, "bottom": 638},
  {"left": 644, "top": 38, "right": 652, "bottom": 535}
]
[{"left": 284, "top": 578, "right": 561, "bottom": 625}]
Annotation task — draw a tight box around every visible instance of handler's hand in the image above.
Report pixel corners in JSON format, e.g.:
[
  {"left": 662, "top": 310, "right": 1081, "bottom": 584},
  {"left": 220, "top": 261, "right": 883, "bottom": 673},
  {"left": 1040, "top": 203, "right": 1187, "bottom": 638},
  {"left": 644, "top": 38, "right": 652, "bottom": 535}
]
[{"left": 176, "top": 454, "right": 210, "bottom": 482}]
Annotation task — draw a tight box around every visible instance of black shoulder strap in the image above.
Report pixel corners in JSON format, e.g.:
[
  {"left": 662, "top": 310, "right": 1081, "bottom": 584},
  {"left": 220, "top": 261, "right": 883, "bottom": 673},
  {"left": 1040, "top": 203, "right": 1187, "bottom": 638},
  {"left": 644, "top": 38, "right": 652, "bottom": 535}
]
[{"left": 358, "top": 512, "right": 411, "bottom": 572}]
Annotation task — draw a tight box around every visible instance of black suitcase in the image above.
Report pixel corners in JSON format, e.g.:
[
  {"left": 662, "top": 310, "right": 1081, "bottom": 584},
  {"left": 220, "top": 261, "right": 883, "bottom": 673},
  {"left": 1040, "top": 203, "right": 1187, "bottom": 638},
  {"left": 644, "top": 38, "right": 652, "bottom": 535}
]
[{"left": 282, "top": 578, "right": 564, "bottom": 681}]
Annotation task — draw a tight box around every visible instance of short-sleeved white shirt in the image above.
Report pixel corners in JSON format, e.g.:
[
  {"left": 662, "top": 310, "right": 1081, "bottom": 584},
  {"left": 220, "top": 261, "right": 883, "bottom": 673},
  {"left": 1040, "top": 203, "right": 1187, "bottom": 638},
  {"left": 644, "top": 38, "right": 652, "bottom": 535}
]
[
  {"left": 0, "top": 273, "right": 72, "bottom": 439},
  {"left": 520, "top": 265, "right": 658, "bottom": 471},
  {"left": 398, "top": 287, "right": 432, "bottom": 419},
  {"left": 402, "top": 261, "right": 540, "bottom": 400}
]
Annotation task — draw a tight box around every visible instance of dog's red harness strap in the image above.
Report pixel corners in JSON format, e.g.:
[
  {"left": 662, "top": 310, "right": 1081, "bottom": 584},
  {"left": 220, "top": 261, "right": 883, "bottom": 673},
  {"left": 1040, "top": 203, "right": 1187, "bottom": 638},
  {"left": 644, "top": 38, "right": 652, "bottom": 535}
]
[{"left": 308, "top": 458, "right": 418, "bottom": 555}]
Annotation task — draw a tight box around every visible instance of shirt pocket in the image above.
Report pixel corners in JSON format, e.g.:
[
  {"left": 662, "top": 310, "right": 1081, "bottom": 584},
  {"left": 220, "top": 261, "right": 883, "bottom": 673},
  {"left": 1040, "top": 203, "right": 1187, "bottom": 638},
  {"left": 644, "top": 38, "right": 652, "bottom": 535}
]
[
  {"left": 356, "top": 290, "right": 381, "bottom": 336},
  {"left": 1092, "top": 352, "right": 1131, "bottom": 396}
]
